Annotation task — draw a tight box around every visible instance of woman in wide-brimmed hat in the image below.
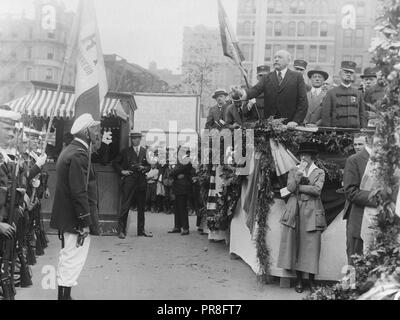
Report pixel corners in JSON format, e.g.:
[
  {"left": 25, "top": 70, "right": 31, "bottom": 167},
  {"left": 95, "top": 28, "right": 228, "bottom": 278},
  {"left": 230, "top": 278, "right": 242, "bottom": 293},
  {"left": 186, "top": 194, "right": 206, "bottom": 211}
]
[{"left": 277, "top": 142, "right": 327, "bottom": 293}]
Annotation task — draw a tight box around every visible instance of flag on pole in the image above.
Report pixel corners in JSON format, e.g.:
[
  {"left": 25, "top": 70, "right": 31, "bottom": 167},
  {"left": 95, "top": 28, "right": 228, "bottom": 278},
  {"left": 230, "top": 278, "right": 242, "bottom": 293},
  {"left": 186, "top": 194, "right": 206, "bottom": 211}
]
[
  {"left": 71, "top": 0, "right": 108, "bottom": 121},
  {"left": 217, "top": 0, "right": 249, "bottom": 86}
]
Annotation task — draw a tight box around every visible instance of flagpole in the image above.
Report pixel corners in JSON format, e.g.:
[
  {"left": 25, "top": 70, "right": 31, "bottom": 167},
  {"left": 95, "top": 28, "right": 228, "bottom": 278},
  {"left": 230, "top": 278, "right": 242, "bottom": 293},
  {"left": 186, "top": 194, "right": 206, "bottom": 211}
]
[{"left": 41, "top": 0, "right": 82, "bottom": 156}]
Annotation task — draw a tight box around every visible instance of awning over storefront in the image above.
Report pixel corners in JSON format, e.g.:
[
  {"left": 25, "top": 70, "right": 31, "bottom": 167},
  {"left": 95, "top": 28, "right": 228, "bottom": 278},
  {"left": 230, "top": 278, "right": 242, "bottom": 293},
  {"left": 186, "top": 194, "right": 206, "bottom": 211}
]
[
  {"left": 3, "top": 81, "right": 136, "bottom": 120},
  {"left": 3, "top": 94, "right": 31, "bottom": 114}
]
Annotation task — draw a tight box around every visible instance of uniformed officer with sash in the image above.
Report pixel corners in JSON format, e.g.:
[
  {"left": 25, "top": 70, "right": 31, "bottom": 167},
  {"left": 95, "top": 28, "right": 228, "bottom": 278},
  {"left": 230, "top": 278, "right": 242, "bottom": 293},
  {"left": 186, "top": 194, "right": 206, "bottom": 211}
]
[{"left": 321, "top": 61, "right": 367, "bottom": 128}]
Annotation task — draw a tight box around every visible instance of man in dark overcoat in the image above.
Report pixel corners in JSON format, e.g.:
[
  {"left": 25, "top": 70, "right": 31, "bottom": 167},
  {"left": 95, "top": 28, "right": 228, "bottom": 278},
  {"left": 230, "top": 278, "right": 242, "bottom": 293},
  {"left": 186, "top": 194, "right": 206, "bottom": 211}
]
[
  {"left": 205, "top": 89, "right": 230, "bottom": 129},
  {"left": 343, "top": 133, "right": 380, "bottom": 265},
  {"left": 167, "top": 145, "right": 193, "bottom": 235},
  {"left": 50, "top": 113, "right": 100, "bottom": 300},
  {"left": 231, "top": 50, "right": 308, "bottom": 128},
  {"left": 321, "top": 61, "right": 367, "bottom": 128},
  {"left": 112, "top": 131, "right": 152, "bottom": 239}
]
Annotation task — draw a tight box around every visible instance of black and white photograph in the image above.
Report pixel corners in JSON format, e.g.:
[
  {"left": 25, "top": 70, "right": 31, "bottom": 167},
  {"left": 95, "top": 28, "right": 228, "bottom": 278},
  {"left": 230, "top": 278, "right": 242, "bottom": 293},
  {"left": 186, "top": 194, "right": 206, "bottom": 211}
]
[{"left": 1, "top": 0, "right": 400, "bottom": 307}]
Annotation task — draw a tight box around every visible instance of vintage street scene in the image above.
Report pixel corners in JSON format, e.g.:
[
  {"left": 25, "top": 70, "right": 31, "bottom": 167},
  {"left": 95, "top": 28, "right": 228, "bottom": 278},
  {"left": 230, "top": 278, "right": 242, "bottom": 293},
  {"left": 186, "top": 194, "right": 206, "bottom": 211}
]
[{"left": 1, "top": 0, "right": 400, "bottom": 303}]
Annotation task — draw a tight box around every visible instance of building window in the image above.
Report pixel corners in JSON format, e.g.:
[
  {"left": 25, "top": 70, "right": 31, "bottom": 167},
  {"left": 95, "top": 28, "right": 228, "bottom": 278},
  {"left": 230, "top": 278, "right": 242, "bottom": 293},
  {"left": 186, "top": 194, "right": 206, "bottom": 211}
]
[
  {"left": 11, "top": 31, "right": 18, "bottom": 38},
  {"left": 343, "top": 55, "right": 352, "bottom": 62},
  {"left": 266, "top": 21, "right": 273, "bottom": 36},
  {"left": 310, "top": 45, "right": 317, "bottom": 63},
  {"left": 288, "top": 21, "right": 296, "bottom": 37},
  {"left": 275, "top": 21, "right": 282, "bottom": 36},
  {"left": 299, "top": 0, "right": 306, "bottom": 14},
  {"left": 243, "top": 0, "right": 255, "bottom": 14},
  {"left": 297, "top": 22, "right": 305, "bottom": 37},
  {"left": 319, "top": 45, "right": 327, "bottom": 62},
  {"left": 287, "top": 44, "right": 295, "bottom": 58},
  {"left": 252, "top": 21, "right": 256, "bottom": 36},
  {"left": 26, "top": 68, "right": 33, "bottom": 81},
  {"left": 47, "top": 48, "right": 54, "bottom": 60},
  {"left": 355, "top": 29, "right": 364, "bottom": 47},
  {"left": 242, "top": 44, "right": 252, "bottom": 61},
  {"left": 46, "top": 68, "right": 53, "bottom": 81},
  {"left": 243, "top": 21, "right": 251, "bottom": 36},
  {"left": 267, "top": 1, "right": 274, "bottom": 13},
  {"left": 29, "top": 28, "right": 33, "bottom": 39},
  {"left": 275, "top": 0, "right": 283, "bottom": 13},
  {"left": 10, "top": 72, "right": 16, "bottom": 80},
  {"left": 290, "top": 0, "right": 297, "bottom": 13},
  {"left": 320, "top": 22, "right": 328, "bottom": 37},
  {"left": 48, "top": 32, "right": 55, "bottom": 39},
  {"left": 264, "top": 44, "right": 272, "bottom": 62},
  {"left": 311, "top": 21, "right": 319, "bottom": 37},
  {"left": 296, "top": 45, "right": 305, "bottom": 59},
  {"left": 343, "top": 29, "right": 353, "bottom": 47},
  {"left": 273, "top": 44, "right": 282, "bottom": 56},
  {"left": 27, "top": 47, "right": 32, "bottom": 59},
  {"left": 356, "top": 1, "right": 365, "bottom": 16},
  {"left": 354, "top": 55, "right": 363, "bottom": 73},
  {"left": 11, "top": 50, "right": 17, "bottom": 58}
]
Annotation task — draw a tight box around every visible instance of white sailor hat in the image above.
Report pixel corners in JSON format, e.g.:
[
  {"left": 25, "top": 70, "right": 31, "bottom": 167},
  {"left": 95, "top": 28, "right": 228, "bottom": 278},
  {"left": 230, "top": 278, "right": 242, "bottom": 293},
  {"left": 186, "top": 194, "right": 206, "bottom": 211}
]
[{"left": 70, "top": 113, "right": 101, "bottom": 135}]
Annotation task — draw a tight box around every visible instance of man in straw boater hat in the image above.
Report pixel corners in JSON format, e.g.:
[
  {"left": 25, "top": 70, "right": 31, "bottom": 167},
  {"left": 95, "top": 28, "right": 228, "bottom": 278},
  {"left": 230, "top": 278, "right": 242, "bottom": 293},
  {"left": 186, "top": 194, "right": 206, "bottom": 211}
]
[
  {"left": 50, "top": 113, "right": 100, "bottom": 300},
  {"left": 303, "top": 66, "right": 329, "bottom": 126},
  {"left": 112, "top": 130, "right": 152, "bottom": 239},
  {"left": 205, "top": 89, "right": 229, "bottom": 129}
]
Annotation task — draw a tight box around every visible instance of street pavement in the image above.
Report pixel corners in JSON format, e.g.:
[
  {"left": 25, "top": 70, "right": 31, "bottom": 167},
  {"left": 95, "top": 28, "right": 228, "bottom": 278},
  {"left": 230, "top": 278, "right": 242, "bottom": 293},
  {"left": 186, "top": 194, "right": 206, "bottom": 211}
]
[{"left": 17, "top": 212, "right": 306, "bottom": 300}]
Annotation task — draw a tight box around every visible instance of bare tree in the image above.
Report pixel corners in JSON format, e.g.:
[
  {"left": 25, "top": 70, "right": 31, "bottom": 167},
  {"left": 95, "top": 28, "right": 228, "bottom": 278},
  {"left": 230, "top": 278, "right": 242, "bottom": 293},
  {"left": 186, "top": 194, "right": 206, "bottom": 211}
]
[{"left": 181, "top": 43, "right": 217, "bottom": 117}]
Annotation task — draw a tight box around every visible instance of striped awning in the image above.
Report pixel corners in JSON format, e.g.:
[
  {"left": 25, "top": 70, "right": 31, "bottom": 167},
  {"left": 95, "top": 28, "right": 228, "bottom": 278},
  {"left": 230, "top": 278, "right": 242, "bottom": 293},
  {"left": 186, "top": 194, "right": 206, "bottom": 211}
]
[
  {"left": 26, "top": 88, "right": 75, "bottom": 118},
  {"left": 3, "top": 95, "right": 31, "bottom": 114},
  {"left": 101, "top": 97, "right": 128, "bottom": 119},
  {"left": 4, "top": 89, "right": 128, "bottom": 119}
]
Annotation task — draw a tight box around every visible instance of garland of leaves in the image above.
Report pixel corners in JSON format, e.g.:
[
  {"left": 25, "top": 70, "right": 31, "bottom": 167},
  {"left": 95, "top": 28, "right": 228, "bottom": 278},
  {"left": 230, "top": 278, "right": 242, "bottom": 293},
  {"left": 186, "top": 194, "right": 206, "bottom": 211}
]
[
  {"left": 307, "top": 0, "right": 400, "bottom": 299},
  {"left": 197, "top": 118, "right": 362, "bottom": 282}
]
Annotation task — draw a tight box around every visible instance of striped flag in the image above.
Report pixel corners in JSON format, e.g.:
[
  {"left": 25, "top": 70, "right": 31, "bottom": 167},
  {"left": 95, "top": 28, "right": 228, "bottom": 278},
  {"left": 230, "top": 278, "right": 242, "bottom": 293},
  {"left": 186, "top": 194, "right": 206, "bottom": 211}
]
[
  {"left": 217, "top": 0, "right": 249, "bottom": 86},
  {"left": 217, "top": 0, "right": 245, "bottom": 65},
  {"left": 71, "top": 0, "right": 108, "bottom": 121}
]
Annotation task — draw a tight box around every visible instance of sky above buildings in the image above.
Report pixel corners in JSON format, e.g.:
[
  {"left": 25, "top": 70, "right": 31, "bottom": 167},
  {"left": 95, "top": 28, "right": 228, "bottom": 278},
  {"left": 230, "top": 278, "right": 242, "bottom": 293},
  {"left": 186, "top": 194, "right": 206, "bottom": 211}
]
[{"left": 0, "top": 0, "right": 238, "bottom": 74}]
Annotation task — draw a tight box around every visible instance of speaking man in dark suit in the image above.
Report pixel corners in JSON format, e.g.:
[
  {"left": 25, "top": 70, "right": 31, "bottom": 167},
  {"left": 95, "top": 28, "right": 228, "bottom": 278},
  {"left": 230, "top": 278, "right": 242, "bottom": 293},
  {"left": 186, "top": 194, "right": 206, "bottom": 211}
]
[
  {"left": 343, "top": 133, "right": 380, "bottom": 265},
  {"left": 50, "top": 113, "right": 100, "bottom": 300},
  {"left": 112, "top": 131, "right": 152, "bottom": 239},
  {"left": 231, "top": 50, "right": 308, "bottom": 128}
]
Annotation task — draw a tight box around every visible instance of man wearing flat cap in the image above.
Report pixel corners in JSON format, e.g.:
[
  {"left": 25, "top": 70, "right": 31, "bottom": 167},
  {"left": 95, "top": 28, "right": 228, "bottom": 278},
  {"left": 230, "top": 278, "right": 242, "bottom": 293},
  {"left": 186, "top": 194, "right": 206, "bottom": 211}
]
[
  {"left": 321, "top": 61, "right": 367, "bottom": 128},
  {"left": 293, "top": 59, "right": 308, "bottom": 75},
  {"left": 112, "top": 130, "right": 152, "bottom": 239},
  {"left": 304, "top": 67, "right": 329, "bottom": 126},
  {"left": 50, "top": 113, "right": 100, "bottom": 300},
  {"left": 205, "top": 89, "right": 229, "bottom": 129}
]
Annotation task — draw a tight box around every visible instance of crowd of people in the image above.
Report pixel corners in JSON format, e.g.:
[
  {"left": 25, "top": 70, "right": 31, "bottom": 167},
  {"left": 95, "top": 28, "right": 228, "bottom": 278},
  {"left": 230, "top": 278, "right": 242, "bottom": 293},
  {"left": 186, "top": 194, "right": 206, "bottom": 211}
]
[{"left": 0, "top": 48, "right": 393, "bottom": 300}]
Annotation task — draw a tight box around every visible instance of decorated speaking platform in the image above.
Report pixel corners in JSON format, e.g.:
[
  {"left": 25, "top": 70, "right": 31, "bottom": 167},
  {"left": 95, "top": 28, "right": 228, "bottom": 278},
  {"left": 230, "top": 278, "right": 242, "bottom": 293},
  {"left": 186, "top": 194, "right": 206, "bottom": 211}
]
[{"left": 199, "top": 120, "right": 374, "bottom": 283}]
